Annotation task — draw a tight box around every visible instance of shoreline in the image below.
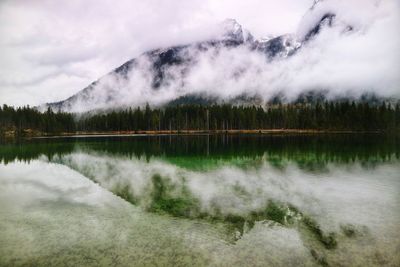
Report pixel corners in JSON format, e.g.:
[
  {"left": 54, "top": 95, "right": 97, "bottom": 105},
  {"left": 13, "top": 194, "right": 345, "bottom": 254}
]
[
  {"left": 2, "top": 129, "right": 395, "bottom": 141},
  {"left": 20, "top": 129, "right": 387, "bottom": 139}
]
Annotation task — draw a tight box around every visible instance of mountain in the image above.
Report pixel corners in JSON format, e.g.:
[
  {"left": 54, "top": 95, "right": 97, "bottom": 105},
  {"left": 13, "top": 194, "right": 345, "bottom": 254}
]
[{"left": 45, "top": 3, "right": 354, "bottom": 113}]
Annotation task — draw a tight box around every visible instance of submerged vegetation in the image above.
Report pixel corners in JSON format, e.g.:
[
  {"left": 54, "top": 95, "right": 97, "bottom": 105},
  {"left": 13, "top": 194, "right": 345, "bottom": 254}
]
[{"left": 1, "top": 100, "right": 400, "bottom": 136}]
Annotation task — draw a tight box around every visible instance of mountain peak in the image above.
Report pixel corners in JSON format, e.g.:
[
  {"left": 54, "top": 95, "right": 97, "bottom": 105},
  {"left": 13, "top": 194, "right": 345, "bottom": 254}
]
[
  {"left": 221, "top": 18, "right": 242, "bottom": 33},
  {"left": 219, "top": 18, "right": 245, "bottom": 43}
]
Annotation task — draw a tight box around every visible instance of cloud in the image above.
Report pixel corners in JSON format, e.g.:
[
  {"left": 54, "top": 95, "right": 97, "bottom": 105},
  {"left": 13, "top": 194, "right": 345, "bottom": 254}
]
[
  {"left": 187, "top": 0, "right": 400, "bottom": 102},
  {"left": 0, "top": 0, "right": 312, "bottom": 107},
  {"left": 54, "top": 0, "right": 400, "bottom": 112},
  {"left": 1, "top": 0, "right": 399, "bottom": 109}
]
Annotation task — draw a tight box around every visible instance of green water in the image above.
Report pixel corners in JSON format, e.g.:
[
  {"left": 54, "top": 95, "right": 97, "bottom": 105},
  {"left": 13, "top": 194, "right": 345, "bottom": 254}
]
[{"left": 1, "top": 135, "right": 399, "bottom": 266}]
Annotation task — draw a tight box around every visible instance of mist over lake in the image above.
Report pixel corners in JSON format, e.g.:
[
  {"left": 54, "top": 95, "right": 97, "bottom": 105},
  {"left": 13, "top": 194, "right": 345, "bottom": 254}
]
[{"left": 1, "top": 135, "right": 399, "bottom": 266}]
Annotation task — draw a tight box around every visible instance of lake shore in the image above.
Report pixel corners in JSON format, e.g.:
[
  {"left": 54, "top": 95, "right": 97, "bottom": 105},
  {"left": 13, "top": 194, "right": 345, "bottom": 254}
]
[{"left": 11, "top": 129, "right": 384, "bottom": 139}]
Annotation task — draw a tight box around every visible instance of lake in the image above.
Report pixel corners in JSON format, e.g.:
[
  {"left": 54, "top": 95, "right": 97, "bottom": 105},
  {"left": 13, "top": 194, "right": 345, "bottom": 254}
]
[{"left": 0, "top": 134, "right": 399, "bottom": 266}]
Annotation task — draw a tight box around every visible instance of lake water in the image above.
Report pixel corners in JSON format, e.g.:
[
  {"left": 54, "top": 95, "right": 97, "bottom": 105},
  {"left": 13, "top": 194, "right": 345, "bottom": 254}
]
[{"left": 1, "top": 135, "right": 399, "bottom": 266}]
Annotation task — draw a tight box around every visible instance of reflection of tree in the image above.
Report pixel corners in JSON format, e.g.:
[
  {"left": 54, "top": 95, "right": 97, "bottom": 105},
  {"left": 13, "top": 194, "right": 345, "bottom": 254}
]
[{"left": 1, "top": 135, "right": 399, "bottom": 168}]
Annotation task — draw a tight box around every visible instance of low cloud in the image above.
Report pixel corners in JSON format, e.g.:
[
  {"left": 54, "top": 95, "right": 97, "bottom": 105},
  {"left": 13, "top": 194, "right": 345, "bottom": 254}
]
[
  {"left": 0, "top": 0, "right": 312, "bottom": 106},
  {"left": 58, "top": 0, "right": 400, "bottom": 112},
  {"left": 1, "top": 0, "right": 399, "bottom": 109}
]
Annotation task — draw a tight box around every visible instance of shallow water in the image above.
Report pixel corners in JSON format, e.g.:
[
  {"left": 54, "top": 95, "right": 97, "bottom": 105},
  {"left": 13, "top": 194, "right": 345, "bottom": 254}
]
[{"left": 1, "top": 135, "right": 399, "bottom": 266}]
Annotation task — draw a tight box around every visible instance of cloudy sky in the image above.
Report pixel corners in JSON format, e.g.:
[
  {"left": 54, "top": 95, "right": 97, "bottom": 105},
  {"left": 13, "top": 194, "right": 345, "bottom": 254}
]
[
  {"left": 0, "top": 0, "right": 314, "bottom": 106},
  {"left": 1, "top": 0, "right": 400, "bottom": 109}
]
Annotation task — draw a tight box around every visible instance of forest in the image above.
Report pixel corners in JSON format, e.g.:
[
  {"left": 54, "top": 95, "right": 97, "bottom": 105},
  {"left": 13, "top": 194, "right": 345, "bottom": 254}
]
[{"left": 1, "top": 101, "right": 399, "bottom": 136}]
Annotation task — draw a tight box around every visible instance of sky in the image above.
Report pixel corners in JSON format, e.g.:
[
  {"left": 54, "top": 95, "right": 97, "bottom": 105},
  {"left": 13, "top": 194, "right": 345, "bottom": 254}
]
[{"left": 0, "top": 0, "right": 314, "bottom": 107}]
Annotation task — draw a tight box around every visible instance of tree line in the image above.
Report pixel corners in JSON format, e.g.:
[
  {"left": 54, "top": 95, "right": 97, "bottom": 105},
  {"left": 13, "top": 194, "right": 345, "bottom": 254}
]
[{"left": 1, "top": 101, "right": 400, "bottom": 135}]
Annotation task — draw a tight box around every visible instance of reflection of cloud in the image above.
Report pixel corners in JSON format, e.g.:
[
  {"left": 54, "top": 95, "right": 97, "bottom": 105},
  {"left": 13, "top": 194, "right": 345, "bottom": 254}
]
[
  {"left": 0, "top": 160, "right": 117, "bottom": 209},
  {"left": 1, "top": 151, "right": 399, "bottom": 266},
  {"left": 55, "top": 151, "right": 400, "bottom": 236},
  {"left": 0, "top": 160, "right": 227, "bottom": 267}
]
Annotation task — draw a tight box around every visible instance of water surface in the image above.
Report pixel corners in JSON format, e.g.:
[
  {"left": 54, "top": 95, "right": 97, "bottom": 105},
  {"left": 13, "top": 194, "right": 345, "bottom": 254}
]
[{"left": 1, "top": 135, "right": 399, "bottom": 266}]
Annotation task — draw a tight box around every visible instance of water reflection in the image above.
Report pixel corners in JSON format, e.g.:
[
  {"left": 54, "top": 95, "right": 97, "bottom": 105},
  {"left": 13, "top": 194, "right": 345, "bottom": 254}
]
[
  {"left": 1, "top": 134, "right": 399, "bottom": 167},
  {"left": 0, "top": 135, "right": 399, "bottom": 266}
]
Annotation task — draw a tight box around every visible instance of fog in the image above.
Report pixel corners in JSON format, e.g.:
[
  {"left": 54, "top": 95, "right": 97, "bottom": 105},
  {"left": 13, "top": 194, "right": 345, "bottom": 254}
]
[
  {"left": 0, "top": 0, "right": 312, "bottom": 107},
  {"left": 1, "top": 0, "right": 399, "bottom": 109},
  {"left": 59, "top": 0, "right": 400, "bottom": 112}
]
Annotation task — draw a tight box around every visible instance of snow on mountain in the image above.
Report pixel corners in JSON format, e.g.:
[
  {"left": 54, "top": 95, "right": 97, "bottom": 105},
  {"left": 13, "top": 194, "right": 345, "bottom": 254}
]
[
  {"left": 45, "top": 0, "right": 386, "bottom": 113},
  {"left": 253, "top": 34, "right": 301, "bottom": 58},
  {"left": 220, "top": 18, "right": 244, "bottom": 43}
]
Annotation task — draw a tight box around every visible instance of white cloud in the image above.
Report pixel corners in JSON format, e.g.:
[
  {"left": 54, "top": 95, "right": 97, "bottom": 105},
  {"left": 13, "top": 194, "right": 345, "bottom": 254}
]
[
  {"left": 61, "top": 0, "right": 400, "bottom": 112},
  {"left": 0, "top": 0, "right": 312, "bottom": 106},
  {"left": 0, "top": 0, "right": 399, "bottom": 108}
]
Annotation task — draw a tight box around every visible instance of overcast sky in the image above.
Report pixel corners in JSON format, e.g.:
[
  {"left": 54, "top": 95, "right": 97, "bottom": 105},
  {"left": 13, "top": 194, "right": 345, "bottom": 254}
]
[{"left": 0, "top": 0, "right": 314, "bottom": 106}]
